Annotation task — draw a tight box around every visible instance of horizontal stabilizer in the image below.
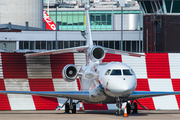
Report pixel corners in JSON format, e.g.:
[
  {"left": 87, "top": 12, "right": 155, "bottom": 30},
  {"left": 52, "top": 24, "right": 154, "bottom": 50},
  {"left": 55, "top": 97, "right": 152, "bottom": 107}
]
[
  {"left": 104, "top": 47, "right": 145, "bottom": 57},
  {"left": 25, "top": 46, "right": 89, "bottom": 57}
]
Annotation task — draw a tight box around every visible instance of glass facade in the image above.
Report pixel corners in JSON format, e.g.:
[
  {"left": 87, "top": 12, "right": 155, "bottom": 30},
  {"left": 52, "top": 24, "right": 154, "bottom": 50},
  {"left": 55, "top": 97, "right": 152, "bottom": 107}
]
[
  {"left": 139, "top": 0, "right": 180, "bottom": 14},
  {"left": 49, "top": 10, "right": 141, "bottom": 31},
  {"left": 19, "top": 40, "right": 142, "bottom": 52}
]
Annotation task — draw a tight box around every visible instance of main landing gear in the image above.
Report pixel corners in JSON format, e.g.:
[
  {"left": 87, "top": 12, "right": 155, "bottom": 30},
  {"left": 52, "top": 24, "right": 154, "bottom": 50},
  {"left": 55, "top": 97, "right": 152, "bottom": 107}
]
[
  {"left": 126, "top": 100, "right": 138, "bottom": 114},
  {"left": 115, "top": 98, "right": 139, "bottom": 116},
  {"left": 56, "top": 99, "right": 79, "bottom": 114}
]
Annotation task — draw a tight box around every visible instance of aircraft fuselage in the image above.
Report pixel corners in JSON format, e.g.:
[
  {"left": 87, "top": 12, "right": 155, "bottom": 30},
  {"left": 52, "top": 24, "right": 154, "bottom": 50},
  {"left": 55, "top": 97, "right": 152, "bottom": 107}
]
[{"left": 79, "top": 61, "right": 137, "bottom": 103}]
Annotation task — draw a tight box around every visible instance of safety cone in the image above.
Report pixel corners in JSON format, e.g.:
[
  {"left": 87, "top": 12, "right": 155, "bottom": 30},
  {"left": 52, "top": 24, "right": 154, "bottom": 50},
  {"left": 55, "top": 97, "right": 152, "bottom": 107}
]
[
  {"left": 123, "top": 105, "right": 128, "bottom": 117},
  {"left": 79, "top": 102, "right": 84, "bottom": 111}
]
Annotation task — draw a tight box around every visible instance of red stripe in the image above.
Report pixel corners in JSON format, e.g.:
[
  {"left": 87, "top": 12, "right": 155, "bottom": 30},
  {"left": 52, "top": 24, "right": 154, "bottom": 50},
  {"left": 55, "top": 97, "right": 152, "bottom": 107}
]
[
  {"left": 28, "top": 79, "right": 58, "bottom": 110},
  {"left": 171, "top": 79, "right": 180, "bottom": 110},
  {"left": 0, "top": 79, "right": 11, "bottom": 110},
  {"left": 145, "top": 53, "right": 170, "bottom": 78},
  {"left": 102, "top": 53, "right": 122, "bottom": 62},
  {"left": 50, "top": 53, "right": 74, "bottom": 78},
  {"left": 83, "top": 103, "right": 108, "bottom": 110},
  {"left": 1, "top": 53, "right": 27, "bottom": 79},
  {"left": 135, "top": 79, "right": 155, "bottom": 110},
  {"left": 76, "top": 78, "right": 81, "bottom": 91}
]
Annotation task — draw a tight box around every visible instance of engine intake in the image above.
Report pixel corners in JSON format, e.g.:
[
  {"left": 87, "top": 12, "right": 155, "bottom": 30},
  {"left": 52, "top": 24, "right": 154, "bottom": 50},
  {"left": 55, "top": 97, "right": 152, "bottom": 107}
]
[
  {"left": 62, "top": 64, "right": 78, "bottom": 82},
  {"left": 90, "top": 46, "right": 106, "bottom": 61}
]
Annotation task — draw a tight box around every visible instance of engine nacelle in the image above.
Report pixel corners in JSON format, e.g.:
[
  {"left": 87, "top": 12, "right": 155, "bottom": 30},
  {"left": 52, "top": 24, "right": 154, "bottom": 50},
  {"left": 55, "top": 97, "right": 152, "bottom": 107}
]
[
  {"left": 90, "top": 46, "right": 106, "bottom": 61},
  {"left": 62, "top": 64, "right": 78, "bottom": 82}
]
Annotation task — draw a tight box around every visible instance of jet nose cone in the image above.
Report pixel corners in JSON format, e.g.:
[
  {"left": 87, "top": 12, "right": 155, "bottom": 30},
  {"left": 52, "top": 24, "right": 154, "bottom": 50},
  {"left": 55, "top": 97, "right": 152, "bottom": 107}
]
[{"left": 106, "top": 78, "right": 136, "bottom": 97}]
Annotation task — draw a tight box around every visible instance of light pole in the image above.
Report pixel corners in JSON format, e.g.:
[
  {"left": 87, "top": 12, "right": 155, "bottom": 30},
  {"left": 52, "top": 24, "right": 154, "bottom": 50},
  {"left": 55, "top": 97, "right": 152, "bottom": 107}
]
[
  {"left": 121, "top": 6, "right": 123, "bottom": 51},
  {"left": 121, "top": 4, "right": 130, "bottom": 51},
  {"left": 111, "top": 0, "right": 113, "bottom": 30},
  {"left": 55, "top": 3, "right": 60, "bottom": 50}
]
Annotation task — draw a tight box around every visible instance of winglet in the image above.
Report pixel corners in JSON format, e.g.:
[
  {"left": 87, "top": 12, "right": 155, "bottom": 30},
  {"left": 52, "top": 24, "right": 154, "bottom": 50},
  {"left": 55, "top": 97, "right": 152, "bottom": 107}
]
[{"left": 85, "top": 5, "right": 93, "bottom": 47}]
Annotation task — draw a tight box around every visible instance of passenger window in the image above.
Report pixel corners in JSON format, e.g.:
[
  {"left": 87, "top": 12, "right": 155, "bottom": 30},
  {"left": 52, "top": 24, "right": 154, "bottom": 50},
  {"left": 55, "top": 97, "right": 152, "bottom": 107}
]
[
  {"left": 123, "top": 69, "right": 133, "bottom": 75},
  {"left": 110, "top": 70, "right": 122, "bottom": 75},
  {"left": 105, "top": 69, "right": 111, "bottom": 75}
]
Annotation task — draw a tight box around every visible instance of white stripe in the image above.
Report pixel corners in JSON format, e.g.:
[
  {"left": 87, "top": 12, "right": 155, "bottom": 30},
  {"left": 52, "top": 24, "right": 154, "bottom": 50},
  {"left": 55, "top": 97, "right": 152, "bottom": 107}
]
[
  {"left": 52, "top": 79, "right": 79, "bottom": 91},
  {"left": 168, "top": 53, "right": 180, "bottom": 78},
  {"left": 122, "top": 53, "right": 147, "bottom": 78},
  {"left": 148, "top": 79, "right": 179, "bottom": 110},
  {"left": 4, "top": 79, "right": 35, "bottom": 110},
  {"left": 73, "top": 53, "right": 86, "bottom": 70},
  {"left": 0, "top": 53, "right": 3, "bottom": 78},
  {"left": 107, "top": 104, "right": 117, "bottom": 110},
  {"left": 26, "top": 55, "right": 52, "bottom": 78}
]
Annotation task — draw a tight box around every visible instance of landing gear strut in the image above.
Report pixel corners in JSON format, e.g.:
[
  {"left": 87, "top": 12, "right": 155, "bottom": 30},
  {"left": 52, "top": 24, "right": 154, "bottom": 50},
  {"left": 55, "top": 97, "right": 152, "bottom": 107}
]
[{"left": 115, "top": 97, "right": 123, "bottom": 116}]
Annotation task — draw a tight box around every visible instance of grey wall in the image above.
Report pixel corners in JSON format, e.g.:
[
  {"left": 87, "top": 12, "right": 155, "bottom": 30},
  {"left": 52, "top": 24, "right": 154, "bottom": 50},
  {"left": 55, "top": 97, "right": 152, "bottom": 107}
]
[
  {"left": 0, "top": 0, "right": 43, "bottom": 29},
  {"left": 0, "top": 41, "right": 16, "bottom": 52}
]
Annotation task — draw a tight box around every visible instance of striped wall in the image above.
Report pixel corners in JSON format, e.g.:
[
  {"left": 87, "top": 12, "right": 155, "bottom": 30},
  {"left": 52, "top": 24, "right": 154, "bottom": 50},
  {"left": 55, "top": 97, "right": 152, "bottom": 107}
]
[{"left": 0, "top": 53, "right": 180, "bottom": 110}]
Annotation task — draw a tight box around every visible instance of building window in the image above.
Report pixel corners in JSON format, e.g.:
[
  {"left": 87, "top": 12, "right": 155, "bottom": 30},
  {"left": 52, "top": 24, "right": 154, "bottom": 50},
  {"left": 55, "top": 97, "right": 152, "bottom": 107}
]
[
  {"left": 75, "top": 41, "right": 80, "bottom": 47},
  {"left": 115, "top": 41, "right": 120, "bottom": 50},
  {"left": 19, "top": 41, "right": 23, "bottom": 49},
  {"left": 70, "top": 41, "right": 74, "bottom": 47},
  {"left": 109, "top": 41, "right": 114, "bottom": 49},
  {"left": 64, "top": 41, "right": 69, "bottom": 48},
  {"left": 18, "top": 40, "right": 142, "bottom": 52},
  {"left": 24, "top": 41, "right": 29, "bottom": 49},
  {"left": 30, "top": 41, "right": 34, "bottom": 50},
  {"left": 47, "top": 41, "right": 51, "bottom": 50},
  {"left": 36, "top": 41, "right": 40, "bottom": 49},
  {"left": 41, "top": 41, "right": 46, "bottom": 49},
  {"left": 104, "top": 41, "right": 108, "bottom": 48}
]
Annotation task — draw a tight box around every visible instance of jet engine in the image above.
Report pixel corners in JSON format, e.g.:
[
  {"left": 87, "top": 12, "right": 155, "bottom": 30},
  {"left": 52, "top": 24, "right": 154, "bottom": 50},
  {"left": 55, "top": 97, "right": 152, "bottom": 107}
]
[
  {"left": 90, "top": 46, "right": 106, "bottom": 61},
  {"left": 62, "top": 64, "right": 78, "bottom": 82}
]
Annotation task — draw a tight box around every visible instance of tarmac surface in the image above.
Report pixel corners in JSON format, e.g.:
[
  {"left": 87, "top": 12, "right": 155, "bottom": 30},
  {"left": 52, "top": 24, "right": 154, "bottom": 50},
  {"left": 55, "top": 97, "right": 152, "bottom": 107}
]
[{"left": 0, "top": 110, "right": 180, "bottom": 120}]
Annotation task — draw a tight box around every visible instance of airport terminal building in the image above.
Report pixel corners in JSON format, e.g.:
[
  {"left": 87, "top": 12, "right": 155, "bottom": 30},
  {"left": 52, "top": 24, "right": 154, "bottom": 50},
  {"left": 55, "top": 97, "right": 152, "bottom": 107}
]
[{"left": 0, "top": 0, "right": 143, "bottom": 52}]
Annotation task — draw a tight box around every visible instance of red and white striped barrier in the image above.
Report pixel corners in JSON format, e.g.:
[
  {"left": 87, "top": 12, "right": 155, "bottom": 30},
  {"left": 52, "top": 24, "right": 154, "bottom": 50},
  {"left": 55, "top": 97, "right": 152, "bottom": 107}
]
[{"left": 0, "top": 53, "right": 180, "bottom": 110}]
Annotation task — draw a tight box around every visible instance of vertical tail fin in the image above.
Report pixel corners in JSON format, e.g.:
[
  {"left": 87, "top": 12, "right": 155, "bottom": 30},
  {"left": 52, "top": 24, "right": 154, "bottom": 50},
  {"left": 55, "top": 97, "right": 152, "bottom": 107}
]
[{"left": 85, "top": 5, "right": 93, "bottom": 47}]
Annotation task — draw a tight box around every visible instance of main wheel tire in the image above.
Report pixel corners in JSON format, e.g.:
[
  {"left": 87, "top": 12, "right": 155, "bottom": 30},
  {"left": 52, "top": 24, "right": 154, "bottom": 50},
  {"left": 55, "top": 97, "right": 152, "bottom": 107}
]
[
  {"left": 72, "top": 103, "right": 76, "bottom": 114},
  {"left": 127, "top": 102, "right": 131, "bottom": 114},
  {"left": 65, "top": 103, "right": 70, "bottom": 113},
  {"left": 132, "top": 103, "right": 138, "bottom": 114}
]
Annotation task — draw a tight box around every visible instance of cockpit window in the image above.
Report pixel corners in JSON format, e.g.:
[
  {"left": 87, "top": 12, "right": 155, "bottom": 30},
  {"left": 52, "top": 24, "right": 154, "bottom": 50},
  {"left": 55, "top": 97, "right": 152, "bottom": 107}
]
[
  {"left": 105, "top": 69, "right": 111, "bottom": 75},
  {"left": 123, "top": 69, "right": 134, "bottom": 75},
  {"left": 110, "top": 70, "right": 122, "bottom": 75}
]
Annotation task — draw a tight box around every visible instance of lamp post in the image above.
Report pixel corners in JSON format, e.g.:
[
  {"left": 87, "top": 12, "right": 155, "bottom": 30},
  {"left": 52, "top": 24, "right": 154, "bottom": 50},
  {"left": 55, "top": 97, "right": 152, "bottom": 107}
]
[
  {"left": 121, "top": 6, "right": 123, "bottom": 51},
  {"left": 55, "top": 3, "right": 60, "bottom": 50},
  {"left": 111, "top": 0, "right": 113, "bottom": 30},
  {"left": 121, "top": 4, "right": 130, "bottom": 51}
]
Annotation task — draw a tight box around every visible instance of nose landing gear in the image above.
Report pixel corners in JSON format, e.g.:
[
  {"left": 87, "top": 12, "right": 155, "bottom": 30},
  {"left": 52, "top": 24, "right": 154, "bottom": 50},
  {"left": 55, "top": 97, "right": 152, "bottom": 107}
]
[{"left": 115, "top": 97, "right": 123, "bottom": 116}]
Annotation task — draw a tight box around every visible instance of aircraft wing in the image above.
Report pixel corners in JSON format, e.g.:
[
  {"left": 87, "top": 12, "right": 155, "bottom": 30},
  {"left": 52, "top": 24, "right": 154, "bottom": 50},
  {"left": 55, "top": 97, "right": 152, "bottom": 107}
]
[
  {"left": 25, "top": 45, "right": 89, "bottom": 57},
  {"left": 104, "top": 47, "right": 144, "bottom": 57},
  {"left": 128, "top": 91, "right": 180, "bottom": 100},
  {"left": 0, "top": 91, "right": 90, "bottom": 101}
]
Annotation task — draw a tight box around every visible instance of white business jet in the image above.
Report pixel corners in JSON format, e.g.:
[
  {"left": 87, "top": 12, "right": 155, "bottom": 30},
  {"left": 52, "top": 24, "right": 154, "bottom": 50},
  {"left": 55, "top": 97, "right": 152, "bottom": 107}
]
[{"left": 1, "top": 5, "right": 180, "bottom": 115}]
